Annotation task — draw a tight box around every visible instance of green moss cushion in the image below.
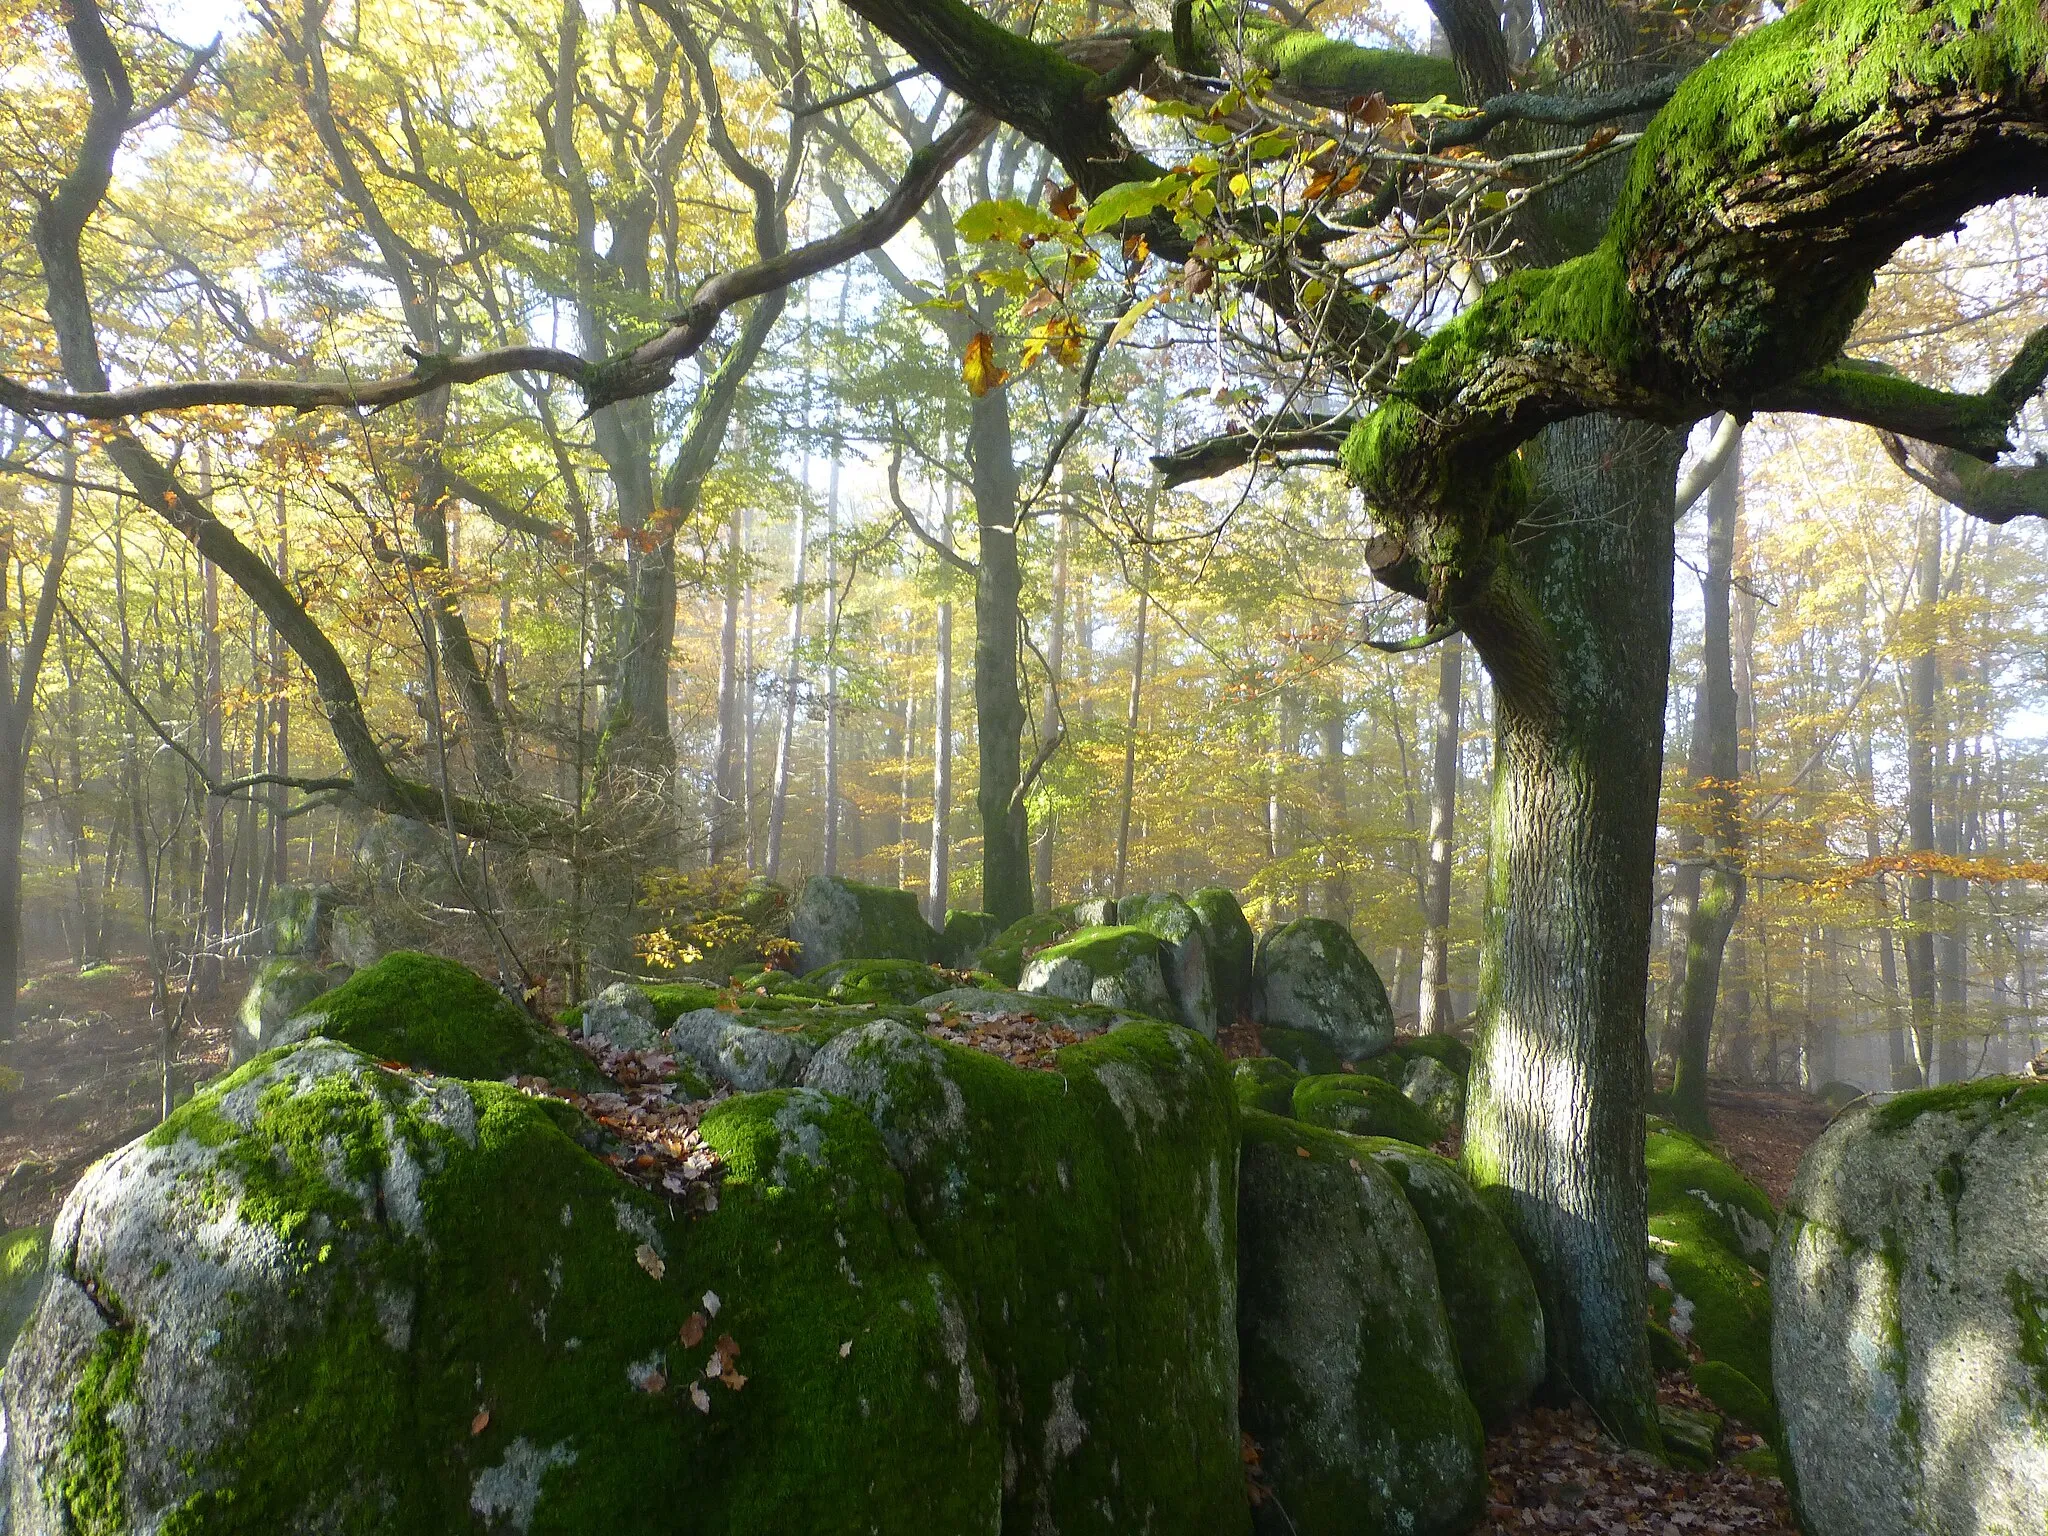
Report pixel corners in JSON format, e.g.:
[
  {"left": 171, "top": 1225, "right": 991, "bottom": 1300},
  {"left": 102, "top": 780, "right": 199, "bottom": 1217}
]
[
  {"left": 1253, "top": 918, "right": 1394, "bottom": 1062},
  {"left": 2, "top": 1042, "right": 1002, "bottom": 1533},
  {"left": 1237, "top": 1111, "right": 1485, "bottom": 1536},
  {"left": 232, "top": 957, "right": 335, "bottom": 1066},
  {"left": 786, "top": 876, "right": 940, "bottom": 970},
  {"left": 1017, "top": 925, "right": 1179, "bottom": 1024},
  {"left": 803, "top": 1020, "right": 1247, "bottom": 1535},
  {"left": 1232, "top": 1057, "right": 1301, "bottom": 1117},
  {"left": 1116, "top": 892, "right": 1221, "bottom": 1039},
  {"left": 1187, "top": 887, "right": 1256, "bottom": 1026},
  {"left": 1649, "top": 1215, "right": 1773, "bottom": 1392},
  {"left": 0, "top": 1222, "right": 48, "bottom": 1354},
  {"left": 803, "top": 958, "right": 947, "bottom": 1006},
  {"left": 1646, "top": 1118, "right": 1777, "bottom": 1266},
  {"left": 1259, "top": 1025, "right": 1341, "bottom": 1077},
  {"left": 1294, "top": 1073, "right": 1442, "bottom": 1147},
  {"left": 974, "top": 907, "right": 1079, "bottom": 987},
  {"left": 914, "top": 987, "right": 1137, "bottom": 1036},
  {"left": 277, "top": 951, "right": 604, "bottom": 1090},
  {"left": 938, "top": 909, "right": 1004, "bottom": 969},
  {"left": 1359, "top": 1139, "right": 1545, "bottom": 1426}
]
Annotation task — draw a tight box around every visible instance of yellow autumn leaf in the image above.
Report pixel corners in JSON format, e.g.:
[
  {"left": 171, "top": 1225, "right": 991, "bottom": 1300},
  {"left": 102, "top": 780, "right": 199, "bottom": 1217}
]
[{"left": 962, "top": 331, "right": 1008, "bottom": 398}]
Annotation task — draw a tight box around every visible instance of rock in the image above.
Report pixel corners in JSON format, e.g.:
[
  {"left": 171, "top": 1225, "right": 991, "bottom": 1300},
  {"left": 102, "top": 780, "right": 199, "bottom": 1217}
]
[
  {"left": 1019, "top": 925, "right": 1178, "bottom": 1023},
  {"left": 666, "top": 1010, "right": 815, "bottom": 1092},
  {"left": 1187, "top": 887, "right": 1256, "bottom": 1027},
  {"left": 1117, "top": 892, "right": 1220, "bottom": 1039},
  {"left": 1691, "top": 1359, "right": 1779, "bottom": 1443},
  {"left": 0, "top": 1040, "right": 1000, "bottom": 1533},
  {"left": 1072, "top": 897, "right": 1118, "bottom": 926},
  {"left": 1237, "top": 1111, "right": 1486, "bottom": 1536},
  {"left": 1815, "top": 1079, "right": 1867, "bottom": 1112},
  {"left": 0, "top": 1223, "right": 49, "bottom": 1355},
  {"left": 266, "top": 884, "right": 337, "bottom": 959},
  {"left": 581, "top": 981, "right": 664, "bottom": 1052},
  {"left": 1659, "top": 1403, "right": 1722, "bottom": 1471},
  {"left": 939, "top": 909, "right": 1004, "bottom": 969},
  {"left": 1400, "top": 1054, "right": 1465, "bottom": 1132},
  {"left": 231, "top": 957, "right": 333, "bottom": 1066},
  {"left": 274, "top": 950, "right": 604, "bottom": 1089},
  {"left": 975, "top": 907, "right": 1080, "bottom": 987},
  {"left": 914, "top": 988, "right": 1133, "bottom": 1037},
  {"left": 1645, "top": 1120, "right": 1776, "bottom": 1398},
  {"left": 1359, "top": 1140, "right": 1545, "bottom": 1426},
  {"left": 786, "top": 876, "right": 940, "bottom": 971},
  {"left": 1773, "top": 1078, "right": 2048, "bottom": 1536},
  {"left": 1293, "top": 1073, "right": 1442, "bottom": 1147},
  {"left": 1253, "top": 917, "right": 1394, "bottom": 1062},
  {"left": 803, "top": 1019, "right": 1246, "bottom": 1534},
  {"left": 804, "top": 958, "right": 947, "bottom": 1006},
  {"left": 1231, "top": 1057, "right": 1301, "bottom": 1118},
  {"left": 1258, "top": 1025, "right": 1341, "bottom": 1077},
  {"left": 327, "top": 906, "right": 380, "bottom": 972}
]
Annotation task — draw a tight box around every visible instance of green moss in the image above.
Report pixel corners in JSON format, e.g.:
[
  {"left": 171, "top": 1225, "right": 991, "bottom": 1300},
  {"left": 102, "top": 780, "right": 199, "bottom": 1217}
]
[
  {"left": 284, "top": 951, "right": 604, "bottom": 1089},
  {"left": 1658, "top": 1402, "right": 1721, "bottom": 1471},
  {"left": 1647, "top": 1319, "right": 1691, "bottom": 1373},
  {"left": 1868, "top": 1073, "right": 2048, "bottom": 1131},
  {"left": 1187, "top": 0, "right": 1463, "bottom": 102},
  {"left": 1690, "top": 1360, "right": 1780, "bottom": 1445},
  {"left": 1649, "top": 1211, "right": 1773, "bottom": 1393},
  {"left": 1187, "top": 888, "right": 1255, "bottom": 1025},
  {"left": 938, "top": 909, "right": 1004, "bottom": 968},
  {"left": 803, "top": 958, "right": 947, "bottom": 1006},
  {"left": 1294, "top": 1073, "right": 1442, "bottom": 1146},
  {"left": 788, "top": 876, "right": 942, "bottom": 969},
  {"left": 1646, "top": 1119, "right": 1778, "bottom": 1264},
  {"left": 1358, "top": 1138, "right": 1545, "bottom": 1426},
  {"left": 1232, "top": 1056, "right": 1301, "bottom": 1117},
  {"left": 974, "top": 906, "right": 1078, "bottom": 987},
  {"left": 1259, "top": 1025, "right": 1341, "bottom": 1077},
  {"left": 58, "top": 1314, "right": 147, "bottom": 1536},
  {"left": 810, "top": 1019, "right": 1246, "bottom": 1533}
]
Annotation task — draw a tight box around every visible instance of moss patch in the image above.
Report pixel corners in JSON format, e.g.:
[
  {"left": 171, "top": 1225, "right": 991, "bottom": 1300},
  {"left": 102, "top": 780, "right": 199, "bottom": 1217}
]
[
  {"left": 802, "top": 958, "right": 947, "bottom": 1006},
  {"left": 1259, "top": 1025, "right": 1341, "bottom": 1077},
  {"left": 975, "top": 907, "right": 1079, "bottom": 987},
  {"left": 284, "top": 951, "right": 603, "bottom": 1089},
  {"left": 1187, "top": 887, "right": 1255, "bottom": 1025},
  {"left": 1646, "top": 1119, "right": 1778, "bottom": 1265},
  {"left": 1232, "top": 1056, "right": 1301, "bottom": 1117},
  {"left": 1294, "top": 1073, "right": 1442, "bottom": 1146}
]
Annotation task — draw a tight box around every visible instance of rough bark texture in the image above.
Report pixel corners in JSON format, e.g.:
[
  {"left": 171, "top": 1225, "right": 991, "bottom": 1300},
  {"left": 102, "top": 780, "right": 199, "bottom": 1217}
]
[
  {"left": 968, "top": 389, "right": 1033, "bottom": 926},
  {"left": 1419, "top": 633, "right": 1463, "bottom": 1035},
  {"left": 1461, "top": 415, "right": 1680, "bottom": 1447}
]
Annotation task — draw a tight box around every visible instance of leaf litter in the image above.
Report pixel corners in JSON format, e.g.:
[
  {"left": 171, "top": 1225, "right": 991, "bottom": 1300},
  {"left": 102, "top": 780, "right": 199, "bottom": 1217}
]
[{"left": 922, "top": 1007, "right": 1080, "bottom": 1071}]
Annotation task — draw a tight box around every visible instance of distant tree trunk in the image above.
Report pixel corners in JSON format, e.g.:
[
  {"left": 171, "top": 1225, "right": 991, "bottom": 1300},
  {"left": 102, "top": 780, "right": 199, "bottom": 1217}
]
[
  {"left": 928, "top": 487, "right": 955, "bottom": 925},
  {"left": 899, "top": 690, "right": 916, "bottom": 890},
  {"left": 1935, "top": 724, "right": 1970, "bottom": 1082},
  {"left": 709, "top": 499, "right": 744, "bottom": 863},
  {"left": 1113, "top": 532, "right": 1153, "bottom": 899},
  {"left": 1319, "top": 695, "right": 1350, "bottom": 918},
  {"left": 1462, "top": 414, "right": 1680, "bottom": 1449},
  {"left": 743, "top": 511, "right": 759, "bottom": 868},
  {"left": 1668, "top": 425, "right": 1746, "bottom": 1134},
  {"left": 1859, "top": 724, "right": 1915, "bottom": 1088},
  {"left": 765, "top": 495, "right": 808, "bottom": 883},
  {"left": 822, "top": 429, "right": 843, "bottom": 878},
  {"left": 1034, "top": 510, "right": 1068, "bottom": 907},
  {"left": 0, "top": 432, "right": 76, "bottom": 1036},
  {"left": 268, "top": 491, "right": 291, "bottom": 901},
  {"left": 197, "top": 442, "right": 228, "bottom": 992},
  {"left": 1904, "top": 509, "right": 1941, "bottom": 1082},
  {"left": 1420, "top": 632, "right": 1464, "bottom": 1036}
]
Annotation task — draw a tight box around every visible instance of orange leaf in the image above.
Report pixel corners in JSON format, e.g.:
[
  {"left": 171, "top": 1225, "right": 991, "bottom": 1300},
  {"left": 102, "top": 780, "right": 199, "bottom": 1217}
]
[
  {"left": 470, "top": 1408, "right": 490, "bottom": 1436},
  {"left": 681, "top": 1311, "right": 708, "bottom": 1347},
  {"left": 1050, "top": 182, "right": 1080, "bottom": 222},
  {"left": 962, "top": 332, "right": 1009, "bottom": 398}
]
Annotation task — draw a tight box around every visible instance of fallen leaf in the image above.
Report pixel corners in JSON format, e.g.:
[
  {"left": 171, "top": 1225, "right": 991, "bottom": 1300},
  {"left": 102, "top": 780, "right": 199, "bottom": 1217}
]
[
  {"left": 839, "top": 1340, "right": 854, "bottom": 1358},
  {"left": 635, "top": 1243, "right": 666, "bottom": 1280},
  {"left": 705, "top": 1352, "right": 723, "bottom": 1379},
  {"left": 640, "top": 1370, "right": 667, "bottom": 1394},
  {"left": 681, "top": 1312, "right": 707, "bottom": 1347},
  {"left": 690, "top": 1383, "right": 711, "bottom": 1413},
  {"left": 702, "top": 1290, "right": 722, "bottom": 1318},
  {"left": 722, "top": 1368, "right": 748, "bottom": 1392},
  {"left": 1296, "top": 1146, "right": 1312, "bottom": 1158},
  {"left": 470, "top": 1408, "right": 490, "bottom": 1436}
]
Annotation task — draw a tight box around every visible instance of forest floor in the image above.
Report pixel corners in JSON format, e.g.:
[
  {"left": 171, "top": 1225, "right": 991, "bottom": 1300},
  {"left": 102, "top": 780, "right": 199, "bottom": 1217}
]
[{"left": 0, "top": 956, "right": 240, "bottom": 1230}]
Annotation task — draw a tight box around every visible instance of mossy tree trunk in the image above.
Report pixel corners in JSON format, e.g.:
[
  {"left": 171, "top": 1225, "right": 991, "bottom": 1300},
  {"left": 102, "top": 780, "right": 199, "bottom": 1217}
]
[
  {"left": 1462, "top": 414, "right": 1681, "bottom": 1448},
  {"left": 968, "top": 386, "right": 1034, "bottom": 926}
]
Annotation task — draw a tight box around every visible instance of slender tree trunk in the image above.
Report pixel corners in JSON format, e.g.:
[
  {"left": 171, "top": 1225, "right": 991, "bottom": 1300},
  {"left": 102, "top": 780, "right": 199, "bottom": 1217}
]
[
  {"left": 1319, "top": 696, "right": 1350, "bottom": 919},
  {"left": 1034, "top": 510, "right": 1068, "bottom": 907},
  {"left": 928, "top": 488, "right": 955, "bottom": 925},
  {"left": 198, "top": 448, "right": 228, "bottom": 993},
  {"left": 1669, "top": 424, "right": 1746, "bottom": 1133},
  {"left": 968, "top": 386, "right": 1031, "bottom": 924},
  {"left": 1904, "top": 509, "right": 1941, "bottom": 1082},
  {"left": 269, "top": 492, "right": 291, "bottom": 901},
  {"left": 1462, "top": 414, "right": 1681, "bottom": 1449},
  {"left": 822, "top": 442, "right": 843, "bottom": 878},
  {"left": 709, "top": 498, "right": 744, "bottom": 862},
  {"left": 765, "top": 496, "right": 809, "bottom": 883},
  {"left": 1113, "top": 525, "right": 1153, "bottom": 900},
  {"left": 1420, "top": 632, "right": 1464, "bottom": 1035}
]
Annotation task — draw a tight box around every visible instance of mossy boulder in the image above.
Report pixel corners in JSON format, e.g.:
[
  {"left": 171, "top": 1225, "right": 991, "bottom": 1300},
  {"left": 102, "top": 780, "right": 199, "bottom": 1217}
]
[
  {"left": 802, "top": 1019, "right": 1247, "bottom": 1535},
  {"left": 232, "top": 957, "right": 335, "bottom": 1067},
  {"left": 275, "top": 950, "right": 605, "bottom": 1090},
  {"left": 785, "top": 875, "right": 940, "bottom": 971},
  {"left": 1357, "top": 1139, "right": 1545, "bottom": 1426},
  {"left": 938, "top": 909, "right": 1004, "bottom": 969},
  {"left": 667, "top": 1010, "right": 817, "bottom": 1093},
  {"left": 803, "top": 957, "right": 947, "bottom": 1006},
  {"left": 1117, "top": 891, "right": 1221, "bottom": 1039},
  {"left": 1188, "top": 887, "right": 1256, "bottom": 1026},
  {"left": 914, "top": 986, "right": 1137, "bottom": 1036},
  {"left": 0, "top": 1222, "right": 49, "bottom": 1354},
  {"left": 1253, "top": 917, "right": 1394, "bottom": 1062},
  {"left": 1647, "top": 1118, "right": 1777, "bottom": 1267},
  {"left": 1259, "top": 1024, "right": 1342, "bottom": 1077},
  {"left": 266, "top": 883, "right": 336, "bottom": 959},
  {"left": 975, "top": 907, "right": 1080, "bottom": 988},
  {"left": 1018, "top": 925, "right": 1178, "bottom": 1023},
  {"left": 1237, "top": 1111, "right": 1486, "bottom": 1536},
  {"left": 1644, "top": 1121, "right": 1777, "bottom": 1401},
  {"left": 1773, "top": 1077, "right": 2048, "bottom": 1536},
  {"left": 580, "top": 981, "right": 664, "bottom": 1051},
  {"left": 1659, "top": 1403, "right": 1722, "bottom": 1472},
  {"left": 1360, "top": 1035, "right": 1472, "bottom": 1131},
  {"left": 0, "top": 1040, "right": 1002, "bottom": 1533},
  {"left": 1294, "top": 1073, "right": 1443, "bottom": 1147},
  {"left": 1232, "top": 1056, "right": 1301, "bottom": 1117}
]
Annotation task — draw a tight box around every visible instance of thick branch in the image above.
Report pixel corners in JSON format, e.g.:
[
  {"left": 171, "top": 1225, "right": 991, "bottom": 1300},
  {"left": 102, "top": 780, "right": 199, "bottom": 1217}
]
[
  {"left": 1882, "top": 433, "right": 2048, "bottom": 525},
  {"left": 1152, "top": 413, "right": 1356, "bottom": 487}
]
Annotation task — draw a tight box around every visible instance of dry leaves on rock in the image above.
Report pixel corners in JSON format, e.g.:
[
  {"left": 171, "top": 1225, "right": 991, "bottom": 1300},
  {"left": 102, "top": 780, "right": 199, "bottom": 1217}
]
[
  {"left": 515, "top": 1037, "right": 726, "bottom": 1214},
  {"left": 922, "top": 1009, "right": 1079, "bottom": 1071}
]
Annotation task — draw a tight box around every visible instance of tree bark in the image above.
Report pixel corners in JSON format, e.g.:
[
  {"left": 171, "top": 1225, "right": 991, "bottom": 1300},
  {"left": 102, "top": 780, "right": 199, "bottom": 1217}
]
[
  {"left": 968, "top": 385, "right": 1032, "bottom": 924},
  {"left": 709, "top": 498, "right": 744, "bottom": 862},
  {"left": 1668, "top": 424, "right": 1746, "bottom": 1133},
  {"left": 765, "top": 492, "right": 808, "bottom": 884},
  {"left": 1904, "top": 509, "right": 1941, "bottom": 1081},
  {"left": 928, "top": 488, "right": 955, "bottom": 925},
  {"left": 1461, "top": 413, "right": 1680, "bottom": 1448},
  {"left": 1420, "top": 632, "right": 1464, "bottom": 1035},
  {"left": 1034, "top": 509, "right": 1069, "bottom": 906}
]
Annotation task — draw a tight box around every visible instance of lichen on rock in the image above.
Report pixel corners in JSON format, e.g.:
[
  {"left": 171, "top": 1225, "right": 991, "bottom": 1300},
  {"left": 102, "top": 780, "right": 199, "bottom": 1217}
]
[
  {"left": 1017, "top": 924, "right": 1180, "bottom": 1025},
  {"left": 1253, "top": 918, "right": 1394, "bottom": 1062},
  {"left": 785, "top": 876, "right": 940, "bottom": 971}
]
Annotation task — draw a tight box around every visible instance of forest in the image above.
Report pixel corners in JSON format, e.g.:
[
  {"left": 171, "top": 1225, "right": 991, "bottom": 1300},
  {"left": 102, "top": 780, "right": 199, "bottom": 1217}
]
[{"left": 0, "top": 0, "right": 2045, "bottom": 1531}]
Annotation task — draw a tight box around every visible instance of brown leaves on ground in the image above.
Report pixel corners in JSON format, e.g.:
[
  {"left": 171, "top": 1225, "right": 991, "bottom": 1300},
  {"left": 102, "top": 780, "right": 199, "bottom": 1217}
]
[
  {"left": 923, "top": 1009, "right": 1080, "bottom": 1071},
  {"left": 1480, "top": 1383, "right": 1796, "bottom": 1534},
  {"left": 1704, "top": 1081, "right": 1835, "bottom": 1206},
  {"left": 514, "top": 1035, "right": 726, "bottom": 1214}
]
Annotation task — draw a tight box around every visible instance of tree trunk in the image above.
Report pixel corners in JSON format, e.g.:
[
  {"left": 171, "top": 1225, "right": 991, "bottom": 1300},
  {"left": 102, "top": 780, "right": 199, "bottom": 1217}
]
[
  {"left": 269, "top": 491, "right": 291, "bottom": 899},
  {"left": 1461, "top": 413, "right": 1680, "bottom": 1448},
  {"left": 1113, "top": 528, "right": 1153, "bottom": 900},
  {"left": 1668, "top": 424, "right": 1746, "bottom": 1134},
  {"left": 928, "top": 488, "right": 955, "bottom": 926},
  {"left": 1420, "top": 632, "right": 1464, "bottom": 1035},
  {"left": 709, "top": 498, "right": 744, "bottom": 863},
  {"left": 1034, "top": 510, "right": 1068, "bottom": 907},
  {"left": 968, "top": 386, "right": 1031, "bottom": 924},
  {"left": 1319, "top": 696, "right": 1350, "bottom": 919},
  {"left": 823, "top": 430, "right": 843, "bottom": 878},
  {"left": 1903, "top": 509, "right": 1940, "bottom": 1082},
  {"left": 765, "top": 495, "right": 808, "bottom": 883}
]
